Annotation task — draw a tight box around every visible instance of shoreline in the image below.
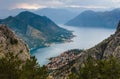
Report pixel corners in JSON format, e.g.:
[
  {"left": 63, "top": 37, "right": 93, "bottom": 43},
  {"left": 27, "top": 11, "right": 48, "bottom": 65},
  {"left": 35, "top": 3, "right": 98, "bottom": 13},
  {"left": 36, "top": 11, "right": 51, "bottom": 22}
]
[{"left": 30, "top": 35, "right": 75, "bottom": 54}]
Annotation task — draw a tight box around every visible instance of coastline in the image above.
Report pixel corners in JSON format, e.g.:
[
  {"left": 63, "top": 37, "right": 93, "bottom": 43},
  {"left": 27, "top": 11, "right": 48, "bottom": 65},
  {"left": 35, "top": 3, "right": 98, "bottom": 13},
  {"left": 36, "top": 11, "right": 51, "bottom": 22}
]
[{"left": 30, "top": 34, "right": 75, "bottom": 54}]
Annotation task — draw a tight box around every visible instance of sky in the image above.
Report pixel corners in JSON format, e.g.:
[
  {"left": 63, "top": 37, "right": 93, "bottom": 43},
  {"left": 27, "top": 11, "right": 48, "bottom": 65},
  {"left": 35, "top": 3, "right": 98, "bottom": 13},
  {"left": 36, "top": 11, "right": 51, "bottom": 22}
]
[{"left": 0, "top": 0, "right": 120, "bottom": 10}]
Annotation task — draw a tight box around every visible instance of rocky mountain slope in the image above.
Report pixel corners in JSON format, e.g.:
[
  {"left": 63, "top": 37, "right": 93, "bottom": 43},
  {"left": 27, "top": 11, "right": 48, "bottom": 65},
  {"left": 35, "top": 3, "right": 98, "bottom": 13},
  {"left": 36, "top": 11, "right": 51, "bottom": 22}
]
[
  {"left": 85, "top": 21, "right": 120, "bottom": 59},
  {"left": 52, "top": 21, "right": 120, "bottom": 79},
  {"left": 65, "top": 8, "right": 120, "bottom": 29},
  {"left": 0, "top": 25, "right": 30, "bottom": 61},
  {"left": 0, "top": 11, "right": 73, "bottom": 49}
]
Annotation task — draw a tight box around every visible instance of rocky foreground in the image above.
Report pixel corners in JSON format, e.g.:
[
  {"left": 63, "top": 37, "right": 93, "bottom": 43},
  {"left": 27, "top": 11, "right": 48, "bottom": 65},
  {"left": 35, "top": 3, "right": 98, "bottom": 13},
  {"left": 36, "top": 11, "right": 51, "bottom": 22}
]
[{"left": 0, "top": 25, "right": 30, "bottom": 61}]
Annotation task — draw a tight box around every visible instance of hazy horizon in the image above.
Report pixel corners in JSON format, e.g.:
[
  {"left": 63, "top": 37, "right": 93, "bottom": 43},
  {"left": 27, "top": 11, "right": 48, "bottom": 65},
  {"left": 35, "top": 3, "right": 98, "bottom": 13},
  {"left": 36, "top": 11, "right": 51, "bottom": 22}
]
[
  {"left": 0, "top": 0, "right": 120, "bottom": 19},
  {"left": 0, "top": 0, "right": 120, "bottom": 10}
]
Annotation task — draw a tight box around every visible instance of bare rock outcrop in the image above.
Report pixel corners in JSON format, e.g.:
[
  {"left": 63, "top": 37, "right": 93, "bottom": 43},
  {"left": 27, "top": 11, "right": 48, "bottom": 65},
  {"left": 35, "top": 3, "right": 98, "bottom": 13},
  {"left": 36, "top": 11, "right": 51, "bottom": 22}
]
[{"left": 0, "top": 25, "right": 30, "bottom": 61}]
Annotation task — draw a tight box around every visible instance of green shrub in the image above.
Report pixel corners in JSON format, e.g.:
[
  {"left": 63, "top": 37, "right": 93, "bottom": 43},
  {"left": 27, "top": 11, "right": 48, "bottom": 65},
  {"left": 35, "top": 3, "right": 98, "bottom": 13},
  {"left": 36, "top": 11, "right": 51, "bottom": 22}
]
[
  {"left": 10, "top": 38, "right": 18, "bottom": 45},
  {"left": 0, "top": 53, "right": 48, "bottom": 79},
  {"left": 68, "top": 56, "right": 120, "bottom": 79}
]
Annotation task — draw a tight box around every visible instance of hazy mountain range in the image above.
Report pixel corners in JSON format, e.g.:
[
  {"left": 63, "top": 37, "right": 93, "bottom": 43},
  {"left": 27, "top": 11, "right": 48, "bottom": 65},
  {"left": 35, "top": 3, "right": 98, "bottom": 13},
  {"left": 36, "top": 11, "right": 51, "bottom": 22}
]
[
  {"left": 0, "top": 8, "right": 79, "bottom": 24},
  {"left": 34, "top": 8, "right": 79, "bottom": 24},
  {"left": 66, "top": 8, "right": 120, "bottom": 29}
]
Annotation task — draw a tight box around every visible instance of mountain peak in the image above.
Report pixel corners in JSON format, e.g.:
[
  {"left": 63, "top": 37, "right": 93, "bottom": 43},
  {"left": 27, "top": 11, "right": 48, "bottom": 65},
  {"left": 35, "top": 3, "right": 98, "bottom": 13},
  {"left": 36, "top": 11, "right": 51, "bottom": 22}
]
[
  {"left": 18, "top": 11, "right": 33, "bottom": 15},
  {"left": 6, "top": 16, "right": 13, "bottom": 19},
  {"left": 16, "top": 11, "right": 41, "bottom": 18},
  {"left": 112, "top": 8, "right": 120, "bottom": 12},
  {"left": 80, "top": 10, "right": 95, "bottom": 15},
  {"left": 66, "top": 9, "right": 120, "bottom": 28},
  {"left": 0, "top": 11, "right": 73, "bottom": 49}
]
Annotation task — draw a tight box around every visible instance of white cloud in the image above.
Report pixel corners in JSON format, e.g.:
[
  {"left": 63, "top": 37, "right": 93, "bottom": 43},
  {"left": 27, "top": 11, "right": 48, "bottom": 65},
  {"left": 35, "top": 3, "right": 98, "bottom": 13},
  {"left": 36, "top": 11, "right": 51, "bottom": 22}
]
[
  {"left": 42, "top": 0, "right": 64, "bottom": 8},
  {"left": 11, "top": 3, "right": 47, "bottom": 9},
  {"left": 66, "top": 5, "right": 108, "bottom": 9},
  {"left": 0, "top": 0, "right": 120, "bottom": 10},
  {"left": 10, "top": 0, "right": 65, "bottom": 9},
  {"left": 111, "top": 0, "right": 120, "bottom": 3}
]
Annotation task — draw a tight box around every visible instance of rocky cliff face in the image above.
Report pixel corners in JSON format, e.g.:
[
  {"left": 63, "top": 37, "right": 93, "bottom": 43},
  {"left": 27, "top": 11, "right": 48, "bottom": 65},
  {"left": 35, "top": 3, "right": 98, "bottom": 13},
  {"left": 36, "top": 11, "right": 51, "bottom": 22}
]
[
  {"left": 85, "top": 21, "right": 120, "bottom": 59},
  {"left": 0, "top": 25, "right": 30, "bottom": 61}
]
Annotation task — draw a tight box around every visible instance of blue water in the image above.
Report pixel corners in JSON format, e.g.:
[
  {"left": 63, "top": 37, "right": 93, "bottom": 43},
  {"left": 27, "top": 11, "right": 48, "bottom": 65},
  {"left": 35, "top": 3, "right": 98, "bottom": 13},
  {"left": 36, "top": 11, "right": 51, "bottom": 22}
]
[{"left": 31, "top": 25, "right": 115, "bottom": 65}]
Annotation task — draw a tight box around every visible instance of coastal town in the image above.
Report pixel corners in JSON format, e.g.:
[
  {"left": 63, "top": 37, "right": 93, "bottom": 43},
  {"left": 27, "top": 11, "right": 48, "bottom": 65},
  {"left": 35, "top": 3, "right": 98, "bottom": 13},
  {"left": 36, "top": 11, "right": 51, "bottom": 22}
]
[{"left": 47, "top": 49, "right": 83, "bottom": 70}]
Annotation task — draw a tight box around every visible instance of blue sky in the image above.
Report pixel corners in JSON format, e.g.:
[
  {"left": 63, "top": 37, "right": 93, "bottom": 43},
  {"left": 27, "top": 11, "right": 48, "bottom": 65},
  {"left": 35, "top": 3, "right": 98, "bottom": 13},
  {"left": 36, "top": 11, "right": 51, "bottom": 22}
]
[{"left": 0, "top": 0, "right": 120, "bottom": 10}]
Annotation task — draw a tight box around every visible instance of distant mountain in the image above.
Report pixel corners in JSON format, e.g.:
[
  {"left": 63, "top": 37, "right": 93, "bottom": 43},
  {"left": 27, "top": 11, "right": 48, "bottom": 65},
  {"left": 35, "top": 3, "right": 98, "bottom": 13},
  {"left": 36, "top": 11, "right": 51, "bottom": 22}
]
[
  {"left": 35, "top": 8, "right": 78, "bottom": 24},
  {"left": 65, "top": 9, "right": 120, "bottom": 29},
  {"left": 0, "top": 8, "right": 107, "bottom": 20},
  {"left": 0, "top": 11, "right": 73, "bottom": 49}
]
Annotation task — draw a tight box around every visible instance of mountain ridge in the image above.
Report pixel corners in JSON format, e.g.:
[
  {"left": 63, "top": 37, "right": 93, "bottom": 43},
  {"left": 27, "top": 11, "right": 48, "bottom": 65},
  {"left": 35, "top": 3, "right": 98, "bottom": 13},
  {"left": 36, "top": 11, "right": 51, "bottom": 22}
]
[
  {"left": 0, "top": 11, "right": 73, "bottom": 49},
  {"left": 65, "top": 9, "right": 120, "bottom": 29}
]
